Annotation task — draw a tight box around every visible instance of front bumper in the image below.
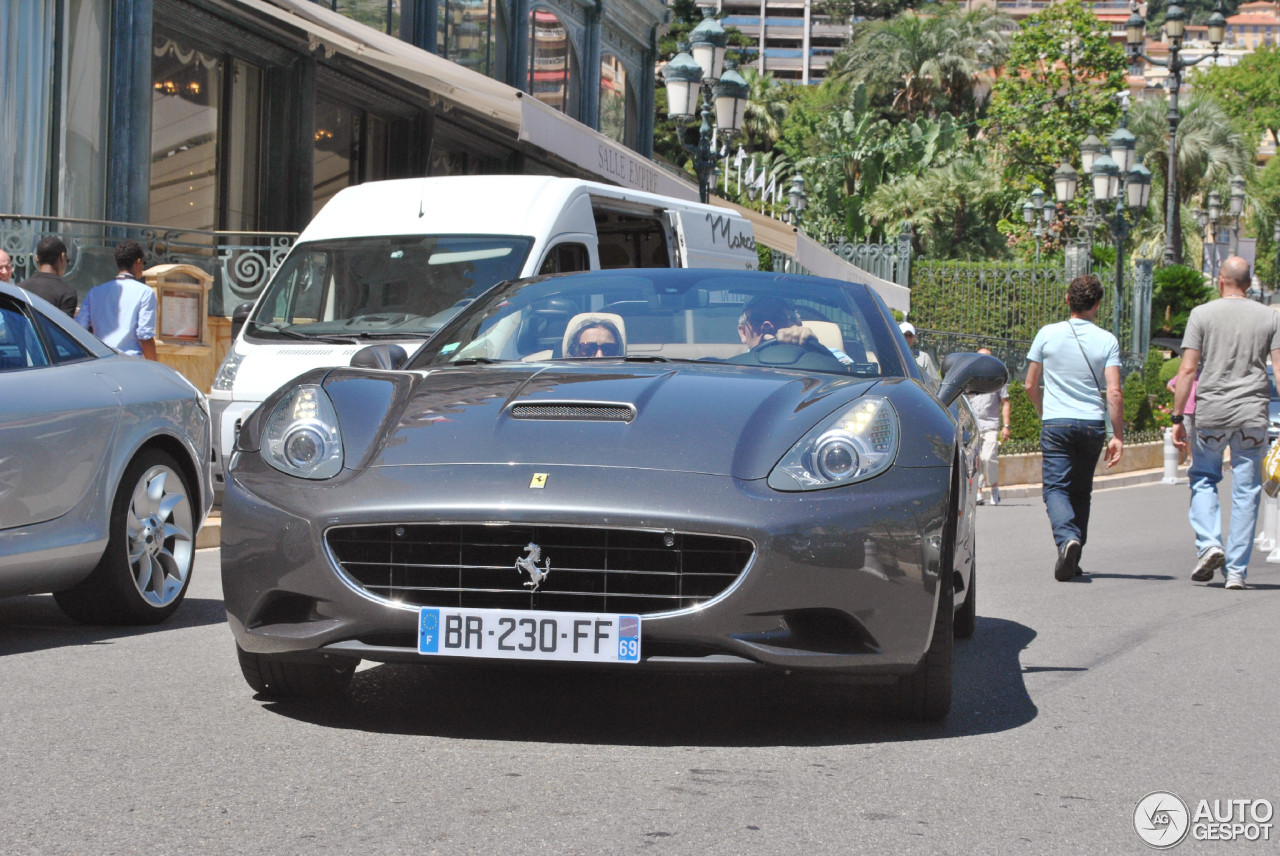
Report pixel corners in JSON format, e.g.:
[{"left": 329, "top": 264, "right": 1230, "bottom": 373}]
[{"left": 221, "top": 456, "right": 952, "bottom": 677}]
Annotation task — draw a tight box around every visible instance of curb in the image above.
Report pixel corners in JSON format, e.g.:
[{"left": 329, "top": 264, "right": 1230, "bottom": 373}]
[{"left": 995, "top": 465, "right": 1187, "bottom": 500}]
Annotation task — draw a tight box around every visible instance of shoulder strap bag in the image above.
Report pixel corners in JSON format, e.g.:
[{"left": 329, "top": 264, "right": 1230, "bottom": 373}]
[{"left": 1067, "top": 319, "right": 1114, "bottom": 440}]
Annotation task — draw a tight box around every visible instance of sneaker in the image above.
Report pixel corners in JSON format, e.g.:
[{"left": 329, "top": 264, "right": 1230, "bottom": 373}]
[
  {"left": 990, "top": 487, "right": 1001, "bottom": 506},
  {"left": 976, "top": 493, "right": 985, "bottom": 505},
  {"left": 1225, "top": 574, "right": 1247, "bottom": 590},
  {"left": 1055, "top": 539, "right": 1082, "bottom": 582},
  {"left": 1191, "top": 547, "right": 1225, "bottom": 582}
]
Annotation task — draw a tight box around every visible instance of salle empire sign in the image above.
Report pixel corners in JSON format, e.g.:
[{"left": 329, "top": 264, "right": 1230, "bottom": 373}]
[{"left": 597, "top": 146, "right": 660, "bottom": 195}]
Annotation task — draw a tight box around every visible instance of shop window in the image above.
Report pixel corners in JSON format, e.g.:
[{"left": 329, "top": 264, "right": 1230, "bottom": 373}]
[
  {"left": 598, "top": 54, "right": 634, "bottom": 146},
  {"left": 320, "top": 0, "right": 402, "bottom": 37},
  {"left": 436, "top": 0, "right": 507, "bottom": 79},
  {"left": 150, "top": 31, "right": 264, "bottom": 231},
  {"left": 528, "top": 8, "right": 578, "bottom": 120},
  {"left": 312, "top": 99, "right": 394, "bottom": 216}
]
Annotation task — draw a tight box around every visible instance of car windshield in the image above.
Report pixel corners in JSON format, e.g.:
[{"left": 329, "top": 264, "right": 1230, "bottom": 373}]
[
  {"left": 246, "top": 235, "right": 534, "bottom": 342},
  {"left": 407, "top": 269, "right": 906, "bottom": 378}
]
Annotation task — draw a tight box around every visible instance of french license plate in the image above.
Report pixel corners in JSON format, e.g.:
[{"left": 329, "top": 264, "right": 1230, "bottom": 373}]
[{"left": 418, "top": 607, "right": 641, "bottom": 664}]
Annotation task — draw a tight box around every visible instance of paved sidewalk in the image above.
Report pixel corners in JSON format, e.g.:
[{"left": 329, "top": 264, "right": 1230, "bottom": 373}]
[{"left": 997, "top": 464, "right": 1186, "bottom": 500}]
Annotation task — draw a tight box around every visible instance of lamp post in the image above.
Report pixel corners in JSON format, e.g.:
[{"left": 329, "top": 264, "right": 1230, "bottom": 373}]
[
  {"left": 1206, "top": 189, "right": 1223, "bottom": 278},
  {"left": 1228, "top": 173, "right": 1246, "bottom": 256},
  {"left": 1195, "top": 206, "right": 1210, "bottom": 275},
  {"left": 1274, "top": 221, "right": 1280, "bottom": 296},
  {"left": 1021, "top": 187, "right": 1057, "bottom": 264},
  {"left": 786, "top": 175, "right": 807, "bottom": 229},
  {"left": 661, "top": 5, "right": 749, "bottom": 205},
  {"left": 1126, "top": 0, "right": 1226, "bottom": 265}
]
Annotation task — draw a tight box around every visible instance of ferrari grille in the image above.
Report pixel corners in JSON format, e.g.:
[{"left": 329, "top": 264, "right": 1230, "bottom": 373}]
[
  {"left": 326, "top": 524, "right": 753, "bottom": 615},
  {"left": 510, "top": 403, "right": 634, "bottom": 422}
]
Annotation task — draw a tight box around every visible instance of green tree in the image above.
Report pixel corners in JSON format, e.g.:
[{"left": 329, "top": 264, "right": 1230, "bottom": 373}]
[
  {"left": 739, "top": 68, "right": 791, "bottom": 153},
  {"left": 817, "top": 0, "right": 918, "bottom": 22},
  {"left": 1192, "top": 45, "right": 1280, "bottom": 147},
  {"left": 1151, "top": 264, "right": 1213, "bottom": 337},
  {"left": 1249, "top": 156, "right": 1280, "bottom": 290},
  {"left": 984, "top": 0, "right": 1127, "bottom": 195},
  {"left": 864, "top": 150, "right": 1007, "bottom": 258},
  {"left": 826, "top": 5, "right": 1013, "bottom": 122},
  {"left": 1126, "top": 91, "right": 1255, "bottom": 265}
]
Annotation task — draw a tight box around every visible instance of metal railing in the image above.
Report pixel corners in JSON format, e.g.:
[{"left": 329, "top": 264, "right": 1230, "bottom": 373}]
[{"left": 0, "top": 214, "right": 295, "bottom": 316}]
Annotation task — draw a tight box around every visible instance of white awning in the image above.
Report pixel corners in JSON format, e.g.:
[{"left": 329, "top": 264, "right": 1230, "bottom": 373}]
[
  {"left": 258, "top": 0, "right": 522, "bottom": 129},
  {"left": 796, "top": 232, "right": 911, "bottom": 313},
  {"left": 517, "top": 96, "right": 698, "bottom": 200}
]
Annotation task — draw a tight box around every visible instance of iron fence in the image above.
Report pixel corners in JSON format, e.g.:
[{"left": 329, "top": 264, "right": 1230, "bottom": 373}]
[
  {"left": 0, "top": 214, "right": 295, "bottom": 315},
  {"left": 908, "top": 258, "right": 1154, "bottom": 377},
  {"left": 824, "top": 223, "right": 913, "bottom": 287}
]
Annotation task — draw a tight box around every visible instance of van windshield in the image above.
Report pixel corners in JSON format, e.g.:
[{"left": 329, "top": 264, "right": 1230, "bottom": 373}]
[{"left": 246, "top": 235, "right": 533, "bottom": 342}]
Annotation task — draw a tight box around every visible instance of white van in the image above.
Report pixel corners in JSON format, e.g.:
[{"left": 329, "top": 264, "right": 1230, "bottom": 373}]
[{"left": 208, "top": 174, "right": 757, "bottom": 496}]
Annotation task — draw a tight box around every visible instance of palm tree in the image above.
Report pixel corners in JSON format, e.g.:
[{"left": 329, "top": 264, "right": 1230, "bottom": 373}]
[
  {"left": 740, "top": 68, "right": 790, "bottom": 153},
  {"left": 827, "top": 6, "right": 1012, "bottom": 121},
  {"left": 1126, "top": 91, "right": 1254, "bottom": 265},
  {"left": 864, "top": 152, "right": 1007, "bottom": 258}
]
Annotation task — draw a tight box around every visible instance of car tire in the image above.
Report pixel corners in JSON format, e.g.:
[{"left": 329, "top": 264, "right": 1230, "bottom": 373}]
[
  {"left": 54, "top": 450, "right": 196, "bottom": 625},
  {"left": 236, "top": 645, "right": 357, "bottom": 698},
  {"left": 954, "top": 554, "right": 976, "bottom": 640}
]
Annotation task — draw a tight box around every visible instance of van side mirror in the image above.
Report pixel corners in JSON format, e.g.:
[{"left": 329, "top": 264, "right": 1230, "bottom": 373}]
[
  {"left": 230, "top": 302, "right": 254, "bottom": 340},
  {"left": 351, "top": 343, "right": 408, "bottom": 370},
  {"left": 936, "top": 352, "right": 1008, "bottom": 407}
]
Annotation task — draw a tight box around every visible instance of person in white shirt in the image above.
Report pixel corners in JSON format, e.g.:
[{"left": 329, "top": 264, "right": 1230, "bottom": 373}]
[{"left": 76, "top": 240, "right": 157, "bottom": 360}]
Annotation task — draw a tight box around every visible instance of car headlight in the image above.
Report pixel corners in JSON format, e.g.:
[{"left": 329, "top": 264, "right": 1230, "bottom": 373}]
[
  {"left": 212, "top": 345, "right": 244, "bottom": 392},
  {"left": 261, "top": 384, "right": 344, "bottom": 479},
  {"left": 768, "top": 395, "right": 899, "bottom": 491}
]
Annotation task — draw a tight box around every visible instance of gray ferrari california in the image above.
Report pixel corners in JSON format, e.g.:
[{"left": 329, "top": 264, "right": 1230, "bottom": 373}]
[{"left": 221, "top": 269, "right": 1005, "bottom": 719}]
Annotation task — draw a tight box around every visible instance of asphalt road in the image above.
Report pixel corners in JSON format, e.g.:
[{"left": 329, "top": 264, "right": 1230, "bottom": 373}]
[{"left": 2, "top": 479, "right": 1277, "bottom": 855}]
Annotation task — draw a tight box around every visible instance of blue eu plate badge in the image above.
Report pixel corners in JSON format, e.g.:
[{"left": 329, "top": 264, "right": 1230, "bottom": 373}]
[{"left": 419, "top": 609, "right": 440, "bottom": 653}]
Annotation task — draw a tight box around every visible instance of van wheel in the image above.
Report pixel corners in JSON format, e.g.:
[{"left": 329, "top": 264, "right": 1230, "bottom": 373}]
[
  {"left": 54, "top": 451, "right": 195, "bottom": 625},
  {"left": 236, "top": 645, "right": 357, "bottom": 698}
]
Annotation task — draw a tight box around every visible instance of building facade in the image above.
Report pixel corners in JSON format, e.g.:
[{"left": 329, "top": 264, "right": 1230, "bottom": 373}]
[
  {"left": 1, "top": 0, "right": 668, "bottom": 308},
  {"left": 719, "top": 0, "right": 850, "bottom": 84}
]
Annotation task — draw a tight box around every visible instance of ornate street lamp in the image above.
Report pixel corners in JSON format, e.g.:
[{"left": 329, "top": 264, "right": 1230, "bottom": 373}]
[
  {"left": 1080, "top": 98, "right": 1151, "bottom": 341},
  {"left": 1195, "top": 207, "right": 1210, "bottom": 275},
  {"left": 1207, "top": 190, "right": 1223, "bottom": 279},
  {"left": 662, "top": 6, "right": 748, "bottom": 204},
  {"left": 1022, "top": 187, "right": 1057, "bottom": 264},
  {"left": 1127, "top": 0, "right": 1227, "bottom": 265},
  {"left": 1273, "top": 221, "right": 1280, "bottom": 295},
  {"left": 1228, "top": 174, "right": 1246, "bottom": 255},
  {"left": 786, "top": 175, "right": 807, "bottom": 228}
]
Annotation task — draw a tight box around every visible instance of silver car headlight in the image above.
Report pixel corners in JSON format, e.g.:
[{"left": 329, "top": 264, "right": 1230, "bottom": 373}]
[
  {"left": 768, "top": 395, "right": 899, "bottom": 491},
  {"left": 261, "top": 384, "right": 344, "bottom": 479},
  {"left": 212, "top": 345, "right": 244, "bottom": 392}
]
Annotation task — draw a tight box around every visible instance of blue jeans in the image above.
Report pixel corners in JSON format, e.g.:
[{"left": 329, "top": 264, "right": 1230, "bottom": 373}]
[
  {"left": 1040, "top": 420, "right": 1107, "bottom": 550},
  {"left": 1188, "top": 426, "right": 1267, "bottom": 579}
]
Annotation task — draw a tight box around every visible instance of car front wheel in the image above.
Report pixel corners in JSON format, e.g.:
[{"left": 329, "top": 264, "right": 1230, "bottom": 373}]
[{"left": 54, "top": 450, "right": 196, "bottom": 625}]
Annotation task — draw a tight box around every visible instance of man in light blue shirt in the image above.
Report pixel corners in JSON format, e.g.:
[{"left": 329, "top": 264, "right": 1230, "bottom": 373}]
[
  {"left": 1024, "top": 275, "right": 1125, "bottom": 581},
  {"left": 76, "top": 240, "right": 157, "bottom": 359}
]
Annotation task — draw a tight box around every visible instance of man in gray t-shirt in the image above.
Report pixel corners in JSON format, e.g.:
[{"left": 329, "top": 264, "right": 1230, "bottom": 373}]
[{"left": 1172, "top": 256, "right": 1280, "bottom": 590}]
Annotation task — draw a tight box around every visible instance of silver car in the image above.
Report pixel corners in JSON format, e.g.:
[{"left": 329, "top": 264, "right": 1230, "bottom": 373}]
[{"left": 0, "top": 282, "right": 212, "bottom": 624}]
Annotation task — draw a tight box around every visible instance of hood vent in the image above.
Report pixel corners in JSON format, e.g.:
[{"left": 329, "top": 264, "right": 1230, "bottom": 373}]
[{"left": 510, "top": 402, "right": 635, "bottom": 422}]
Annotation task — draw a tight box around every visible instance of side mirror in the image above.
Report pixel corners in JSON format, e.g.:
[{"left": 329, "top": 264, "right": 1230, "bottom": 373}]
[
  {"left": 936, "top": 352, "right": 1008, "bottom": 407},
  {"left": 351, "top": 343, "right": 408, "bottom": 370},
  {"left": 230, "top": 302, "right": 254, "bottom": 340}
]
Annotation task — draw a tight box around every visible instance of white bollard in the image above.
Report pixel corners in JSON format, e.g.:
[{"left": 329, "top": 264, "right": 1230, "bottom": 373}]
[
  {"left": 1259, "top": 493, "right": 1278, "bottom": 553},
  {"left": 1266, "top": 496, "right": 1280, "bottom": 561},
  {"left": 1161, "top": 427, "right": 1182, "bottom": 484}
]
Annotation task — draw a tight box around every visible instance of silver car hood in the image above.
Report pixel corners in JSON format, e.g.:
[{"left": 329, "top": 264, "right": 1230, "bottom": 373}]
[{"left": 366, "top": 363, "right": 877, "bottom": 480}]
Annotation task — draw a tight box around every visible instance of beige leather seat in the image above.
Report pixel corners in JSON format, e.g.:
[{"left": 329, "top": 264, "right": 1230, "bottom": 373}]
[
  {"left": 562, "top": 312, "right": 627, "bottom": 357},
  {"left": 805, "top": 320, "right": 845, "bottom": 353}
]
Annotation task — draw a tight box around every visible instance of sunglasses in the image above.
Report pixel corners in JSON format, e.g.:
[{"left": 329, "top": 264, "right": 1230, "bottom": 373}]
[{"left": 576, "top": 342, "right": 620, "bottom": 357}]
